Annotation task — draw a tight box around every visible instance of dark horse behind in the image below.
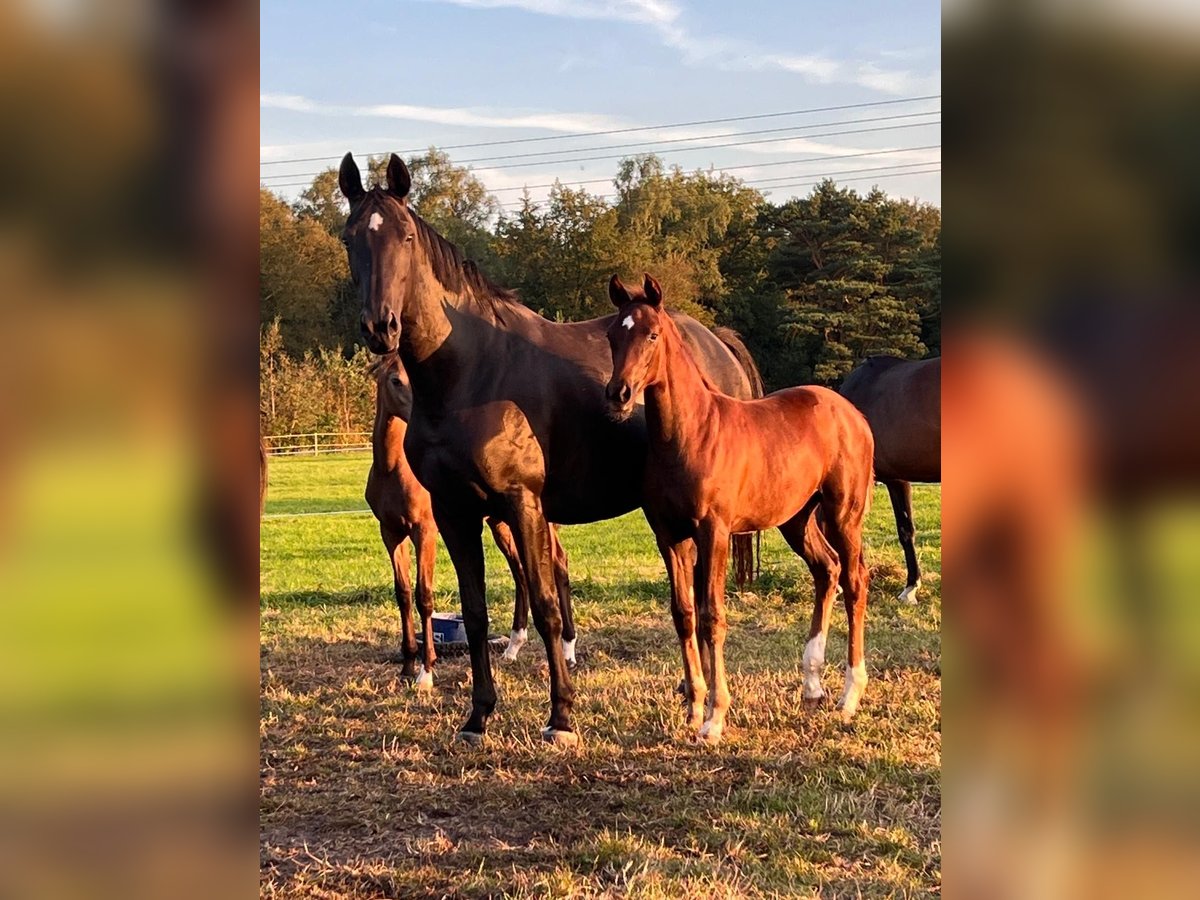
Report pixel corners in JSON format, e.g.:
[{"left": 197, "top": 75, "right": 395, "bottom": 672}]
[
  {"left": 339, "top": 151, "right": 761, "bottom": 745},
  {"left": 840, "top": 355, "right": 941, "bottom": 603}
]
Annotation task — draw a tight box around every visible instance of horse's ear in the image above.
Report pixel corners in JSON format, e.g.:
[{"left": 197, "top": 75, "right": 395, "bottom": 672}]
[
  {"left": 339, "top": 153, "right": 365, "bottom": 204},
  {"left": 609, "top": 274, "right": 631, "bottom": 308},
  {"left": 643, "top": 273, "right": 663, "bottom": 307},
  {"left": 387, "top": 154, "right": 412, "bottom": 201}
]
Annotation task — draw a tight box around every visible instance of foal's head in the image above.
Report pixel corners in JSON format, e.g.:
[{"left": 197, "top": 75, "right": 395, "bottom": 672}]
[
  {"left": 338, "top": 152, "right": 419, "bottom": 354},
  {"left": 605, "top": 273, "right": 670, "bottom": 421},
  {"left": 375, "top": 353, "right": 414, "bottom": 423}
]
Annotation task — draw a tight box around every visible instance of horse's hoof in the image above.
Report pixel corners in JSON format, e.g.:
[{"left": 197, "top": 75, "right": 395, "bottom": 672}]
[
  {"left": 561, "top": 638, "right": 577, "bottom": 669},
  {"left": 413, "top": 666, "right": 434, "bottom": 691},
  {"left": 697, "top": 720, "right": 724, "bottom": 745},
  {"left": 898, "top": 582, "right": 920, "bottom": 605},
  {"left": 455, "top": 730, "right": 485, "bottom": 747},
  {"left": 541, "top": 726, "right": 579, "bottom": 747},
  {"left": 802, "top": 692, "right": 826, "bottom": 710},
  {"left": 399, "top": 660, "right": 419, "bottom": 678}
]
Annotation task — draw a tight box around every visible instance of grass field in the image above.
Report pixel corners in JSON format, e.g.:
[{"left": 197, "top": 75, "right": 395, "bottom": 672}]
[{"left": 261, "top": 451, "right": 941, "bottom": 898}]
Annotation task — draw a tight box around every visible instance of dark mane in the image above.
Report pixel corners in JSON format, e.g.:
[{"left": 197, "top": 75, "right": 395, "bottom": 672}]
[{"left": 407, "top": 209, "right": 524, "bottom": 323}]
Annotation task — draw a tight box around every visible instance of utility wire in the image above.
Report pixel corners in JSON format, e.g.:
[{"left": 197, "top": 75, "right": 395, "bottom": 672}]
[
  {"left": 263, "top": 119, "right": 940, "bottom": 189},
  {"left": 260, "top": 94, "right": 941, "bottom": 166},
  {"left": 260, "top": 109, "right": 939, "bottom": 183}
]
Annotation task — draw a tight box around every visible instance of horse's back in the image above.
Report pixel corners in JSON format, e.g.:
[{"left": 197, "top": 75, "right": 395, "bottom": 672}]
[{"left": 840, "top": 356, "right": 940, "bottom": 482}]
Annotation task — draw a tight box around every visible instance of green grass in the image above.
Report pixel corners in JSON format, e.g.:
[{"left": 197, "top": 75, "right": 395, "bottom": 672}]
[{"left": 261, "top": 451, "right": 941, "bottom": 898}]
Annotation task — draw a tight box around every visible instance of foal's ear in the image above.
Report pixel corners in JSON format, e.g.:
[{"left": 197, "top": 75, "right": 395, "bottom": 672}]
[
  {"left": 387, "top": 154, "right": 412, "bottom": 201},
  {"left": 643, "top": 273, "right": 663, "bottom": 307},
  {"left": 339, "top": 153, "right": 366, "bottom": 204},
  {"left": 609, "top": 274, "right": 632, "bottom": 308}
]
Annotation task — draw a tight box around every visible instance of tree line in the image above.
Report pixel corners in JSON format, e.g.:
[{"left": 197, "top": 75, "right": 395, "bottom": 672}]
[{"left": 260, "top": 149, "right": 939, "bottom": 436}]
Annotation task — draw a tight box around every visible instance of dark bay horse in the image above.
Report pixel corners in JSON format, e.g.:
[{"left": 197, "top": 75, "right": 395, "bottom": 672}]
[
  {"left": 366, "top": 354, "right": 576, "bottom": 685},
  {"left": 338, "top": 152, "right": 760, "bottom": 745},
  {"left": 606, "top": 274, "right": 876, "bottom": 739},
  {"left": 839, "top": 356, "right": 941, "bottom": 603}
]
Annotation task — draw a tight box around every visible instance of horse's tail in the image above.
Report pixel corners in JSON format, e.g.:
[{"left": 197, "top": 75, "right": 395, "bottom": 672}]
[{"left": 713, "top": 326, "right": 765, "bottom": 588}]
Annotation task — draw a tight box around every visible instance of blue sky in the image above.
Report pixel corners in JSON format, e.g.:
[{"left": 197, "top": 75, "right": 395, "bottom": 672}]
[{"left": 261, "top": 1, "right": 940, "bottom": 210}]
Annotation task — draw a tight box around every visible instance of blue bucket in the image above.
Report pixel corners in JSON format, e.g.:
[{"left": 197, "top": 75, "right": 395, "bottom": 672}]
[{"left": 430, "top": 612, "right": 468, "bottom": 644}]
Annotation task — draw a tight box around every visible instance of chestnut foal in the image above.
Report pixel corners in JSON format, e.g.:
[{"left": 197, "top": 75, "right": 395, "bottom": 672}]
[{"left": 605, "top": 275, "right": 876, "bottom": 741}]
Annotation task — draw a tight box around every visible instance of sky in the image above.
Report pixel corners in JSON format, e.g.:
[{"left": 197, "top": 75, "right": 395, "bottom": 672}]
[{"left": 260, "top": 1, "right": 941, "bottom": 212}]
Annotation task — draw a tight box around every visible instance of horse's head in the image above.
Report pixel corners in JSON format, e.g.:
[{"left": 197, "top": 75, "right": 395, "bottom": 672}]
[
  {"left": 605, "top": 273, "right": 668, "bottom": 421},
  {"left": 338, "top": 152, "right": 418, "bottom": 354}
]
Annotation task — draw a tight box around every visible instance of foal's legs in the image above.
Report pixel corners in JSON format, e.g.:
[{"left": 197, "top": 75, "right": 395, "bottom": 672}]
[
  {"left": 433, "top": 506, "right": 494, "bottom": 743},
  {"left": 380, "top": 522, "right": 418, "bottom": 678},
  {"left": 886, "top": 479, "right": 921, "bottom": 603},
  {"left": 412, "top": 522, "right": 438, "bottom": 688},
  {"left": 778, "top": 505, "right": 841, "bottom": 704},
  {"left": 501, "top": 490, "right": 577, "bottom": 744},
  {"left": 489, "top": 518, "right": 531, "bottom": 661},
  {"left": 654, "top": 528, "right": 705, "bottom": 729},
  {"left": 696, "top": 519, "right": 732, "bottom": 744}
]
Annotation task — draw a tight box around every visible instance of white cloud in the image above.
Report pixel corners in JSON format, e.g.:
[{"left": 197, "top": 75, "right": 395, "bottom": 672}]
[{"left": 421, "top": 0, "right": 936, "bottom": 95}]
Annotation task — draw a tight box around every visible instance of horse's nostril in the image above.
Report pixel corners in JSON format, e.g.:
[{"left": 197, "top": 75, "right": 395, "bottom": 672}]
[
  {"left": 618, "top": 384, "right": 632, "bottom": 404},
  {"left": 387, "top": 311, "right": 399, "bottom": 334}
]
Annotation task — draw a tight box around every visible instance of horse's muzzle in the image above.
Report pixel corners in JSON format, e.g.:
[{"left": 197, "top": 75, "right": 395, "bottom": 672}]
[
  {"left": 361, "top": 309, "right": 399, "bottom": 354},
  {"left": 605, "top": 380, "right": 635, "bottom": 420}
]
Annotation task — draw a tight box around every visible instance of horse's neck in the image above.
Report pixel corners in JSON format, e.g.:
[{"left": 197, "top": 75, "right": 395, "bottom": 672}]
[
  {"left": 646, "top": 330, "right": 716, "bottom": 453},
  {"left": 396, "top": 257, "right": 497, "bottom": 409}
]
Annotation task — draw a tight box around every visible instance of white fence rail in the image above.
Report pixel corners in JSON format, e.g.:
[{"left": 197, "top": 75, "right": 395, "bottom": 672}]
[{"left": 264, "top": 432, "right": 372, "bottom": 456}]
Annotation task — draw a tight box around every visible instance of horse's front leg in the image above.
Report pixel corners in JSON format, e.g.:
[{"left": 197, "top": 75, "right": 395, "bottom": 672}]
[
  {"left": 654, "top": 526, "right": 705, "bottom": 731},
  {"left": 432, "top": 503, "right": 495, "bottom": 743},
  {"left": 380, "top": 522, "right": 418, "bottom": 678},
  {"left": 412, "top": 522, "right": 438, "bottom": 689},
  {"left": 886, "top": 480, "right": 921, "bottom": 603},
  {"left": 501, "top": 490, "right": 577, "bottom": 745},
  {"left": 696, "top": 518, "right": 732, "bottom": 744},
  {"left": 549, "top": 526, "right": 577, "bottom": 668}
]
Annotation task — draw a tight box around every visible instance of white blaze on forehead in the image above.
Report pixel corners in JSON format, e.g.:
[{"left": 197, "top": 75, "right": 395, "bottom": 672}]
[
  {"left": 368, "top": 211, "right": 384, "bottom": 231},
  {"left": 621, "top": 315, "right": 635, "bottom": 330}
]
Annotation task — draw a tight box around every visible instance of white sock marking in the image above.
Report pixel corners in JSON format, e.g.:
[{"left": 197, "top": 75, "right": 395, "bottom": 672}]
[
  {"left": 368, "top": 211, "right": 384, "bottom": 231},
  {"left": 502, "top": 627, "right": 528, "bottom": 661},
  {"left": 561, "top": 637, "right": 576, "bottom": 665},
  {"left": 621, "top": 315, "right": 635, "bottom": 330},
  {"left": 839, "top": 661, "right": 868, "bottom": 718},
  {"left": 802, "top": 632, "right": 827, "bottom": 699},
  {"left": 415, "top": 664, "right": 434, "bottom": 688},
  {"left": 698, "top": 719, "right": 723, "bottom": 742},
  {"left": 898, "top": 580, "right": 921, "bottom": 604}
]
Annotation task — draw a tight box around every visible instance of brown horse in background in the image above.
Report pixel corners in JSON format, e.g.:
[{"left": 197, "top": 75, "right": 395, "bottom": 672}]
[
  {"left": 840, "top": 356, "right": 941, "bottom": 603},
  {"left": 366, "top": 354, "right": 576, "bottom": 686},
  {"left": 606, "top": 274, "right": 876, "bottom": 741}
]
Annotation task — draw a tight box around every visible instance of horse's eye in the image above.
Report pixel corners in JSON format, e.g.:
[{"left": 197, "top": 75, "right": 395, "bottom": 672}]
[
  {"left": 648, "top": 333, "right": 659, "bottom": 342},
  {"left": 404, "top": 233, "right": 414, "bottom": 243}
]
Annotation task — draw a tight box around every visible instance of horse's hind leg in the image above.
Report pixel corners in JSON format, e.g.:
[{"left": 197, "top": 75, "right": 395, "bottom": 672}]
[
  {"left": 886, "top": 479, "right": 921, "bottom": 603},
  {"left": 821, "top": 478, "right": 872, "bottom": 722},
  {"left": 779, "top": 500, "right": 841, "bottom": 705},
  {"left": 549, "top": 525, "right": 577, "bottom": 668},
  {"left": 381, "top": 522, "right": 418, "bottom": 678},
  {"left": 489, "top": 518, "right": 530, "bottom": 661},
  {"left": 412, "top": 522, "right": 437, "bottom": 689}
]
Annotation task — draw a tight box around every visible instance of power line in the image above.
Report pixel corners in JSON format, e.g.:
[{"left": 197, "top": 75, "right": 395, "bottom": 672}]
[
  {"left": 493, "top": 164, "right": 942, "bottom": 210},
  {"left": 260, "top": 109, "right": 938, "bottom": 183},
  {"left": 259, "top": 94, "right": 941, "bottom": 167},
  {"left": 263, "top": 119, "right": 940, "bottom": 189},
  {"left": 261, "top": 144, "right": 940, "bottom": 201}
]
